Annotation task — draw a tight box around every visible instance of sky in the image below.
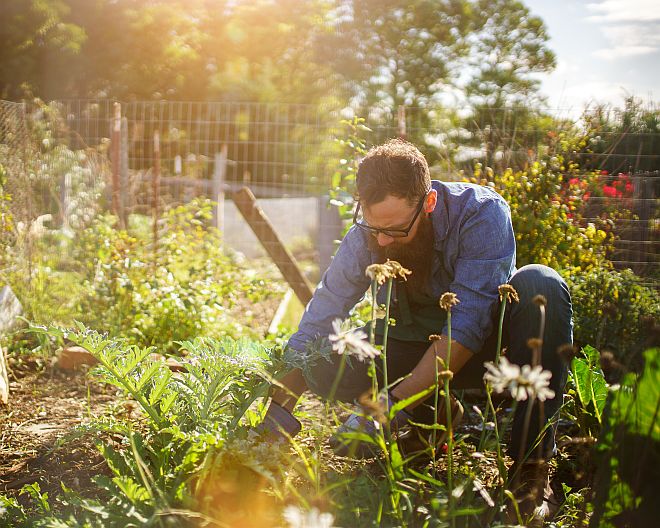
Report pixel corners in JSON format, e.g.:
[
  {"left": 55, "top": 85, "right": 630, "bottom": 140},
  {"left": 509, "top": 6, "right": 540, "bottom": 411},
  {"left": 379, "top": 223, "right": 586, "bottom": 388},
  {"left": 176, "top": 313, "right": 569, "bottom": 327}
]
[{"left": 524, "top": 0, "right": 660, "bottom": 116}]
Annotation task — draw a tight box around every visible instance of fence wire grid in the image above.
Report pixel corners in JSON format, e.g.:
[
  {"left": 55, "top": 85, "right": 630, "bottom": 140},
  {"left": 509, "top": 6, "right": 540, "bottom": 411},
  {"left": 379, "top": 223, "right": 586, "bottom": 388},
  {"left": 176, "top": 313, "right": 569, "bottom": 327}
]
[{"left": 0, "top": 99, "right": 658, "bottom": 286}]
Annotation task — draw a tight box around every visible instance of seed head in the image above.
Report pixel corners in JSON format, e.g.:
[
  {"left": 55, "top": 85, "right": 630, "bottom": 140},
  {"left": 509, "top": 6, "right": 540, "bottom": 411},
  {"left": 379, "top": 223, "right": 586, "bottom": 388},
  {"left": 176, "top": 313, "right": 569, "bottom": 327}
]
[
  {"left": 438, "top": 370, "right": 454, "bottom": 382},
  {"left": 365, "top": 259, "right": 412, "bottom": 285},
  {"left": 365, "top": 263, "right": 390, "bottom": 285},
  {"left": 527, "top": 338, "right": 543, "bottom": 351},
  {"left": 428, "top": 334, "right": 442, "bottom": 341},
  {"left": 384, "top": 260, "right": 412, "bottom": 281},
  {"left": 439, "top": 292, "right": 460, "bottom": 311},
  {"left": 557, "top": 343, "right": 577, "bottom": 362},
  {"left": 498, "top": 284, "right": 520, "bottom": 304},
  {"left": 532, "top": 295, "right": 547, "bottom": 307}
]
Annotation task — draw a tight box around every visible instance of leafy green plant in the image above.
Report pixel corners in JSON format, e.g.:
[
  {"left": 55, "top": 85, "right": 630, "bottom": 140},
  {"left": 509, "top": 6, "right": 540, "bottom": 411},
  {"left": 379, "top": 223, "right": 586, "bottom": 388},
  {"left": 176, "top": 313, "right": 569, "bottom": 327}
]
[
  {"left": 471, "top": 160, "right": 614, "bottom": 271},
  {"left": 590, "top": 348, "right": 660, "bottom": 527},
  {"left": 563, "top": 345, "right": 609, "bottom": 438},
  {"left": 563, "top": 267, "right": 659, "bottom": 371}
]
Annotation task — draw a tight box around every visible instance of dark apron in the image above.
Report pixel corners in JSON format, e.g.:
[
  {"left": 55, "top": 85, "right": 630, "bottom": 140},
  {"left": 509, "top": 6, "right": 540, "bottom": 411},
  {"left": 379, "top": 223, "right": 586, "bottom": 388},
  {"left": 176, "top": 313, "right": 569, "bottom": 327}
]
[{"left": 375, "top": 280, "right": 447, "bottom": 343}]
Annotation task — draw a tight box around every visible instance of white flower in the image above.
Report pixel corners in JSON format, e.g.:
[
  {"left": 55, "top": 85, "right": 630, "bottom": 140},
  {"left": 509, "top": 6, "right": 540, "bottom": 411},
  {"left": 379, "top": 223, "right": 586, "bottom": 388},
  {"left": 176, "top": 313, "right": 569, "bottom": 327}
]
[
  {"left": 328, "top": 319, "right": 380, "bottom": 362},
  {"left": 283, "top": 505, "right": 337, "bottom": 528},
  {"left": 483, "top": 357, "right": 555, "bottom": 402}
]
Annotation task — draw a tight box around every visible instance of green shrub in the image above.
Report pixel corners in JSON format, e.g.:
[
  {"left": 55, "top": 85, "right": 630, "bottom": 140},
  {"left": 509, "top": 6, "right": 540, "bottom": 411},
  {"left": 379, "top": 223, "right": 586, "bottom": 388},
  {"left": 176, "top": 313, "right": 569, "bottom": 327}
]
[
  {"left": 563, "top": 267, "right": 659, "bottom": 370},
  {"left": 70, "top": 199, "right": 283, "bottom": 353},
  {"left": 471, "top": 160, "right": 614, "bottom": 271}
]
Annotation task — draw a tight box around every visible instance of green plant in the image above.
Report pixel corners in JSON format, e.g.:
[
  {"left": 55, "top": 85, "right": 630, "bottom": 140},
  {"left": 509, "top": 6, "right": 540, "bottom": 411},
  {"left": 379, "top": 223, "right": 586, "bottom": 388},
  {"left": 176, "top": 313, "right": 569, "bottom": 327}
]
[
  {"left": 590, "top": 347, "right": 660, "bottom": 527},
  {"left": 563, "top": 267, "right": 659, "bottom": 371},
  {"left": 563, "top": 345, "right": 609, "bottom": 438},
  {"left": 472, "top": 160, "right": 614, "bottom": 271}
]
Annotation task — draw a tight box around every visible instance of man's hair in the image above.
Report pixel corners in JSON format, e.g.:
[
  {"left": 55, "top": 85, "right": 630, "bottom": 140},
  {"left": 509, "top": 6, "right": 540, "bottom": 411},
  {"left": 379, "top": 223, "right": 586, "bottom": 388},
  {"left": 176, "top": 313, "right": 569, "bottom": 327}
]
[{"left": 356, "top": 138, "right": 431, "bottom": 206}]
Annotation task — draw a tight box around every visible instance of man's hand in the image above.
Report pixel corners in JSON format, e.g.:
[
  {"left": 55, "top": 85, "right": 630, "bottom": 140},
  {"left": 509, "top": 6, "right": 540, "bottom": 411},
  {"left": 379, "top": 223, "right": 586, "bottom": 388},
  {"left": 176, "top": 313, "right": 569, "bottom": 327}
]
[
  {"left": 390, "top": 335, "right": 472, "bottom": 411},
  {"left": 329, "top": 392, "right": 413, "bottom": 458},
  {"left": 252, "top": 401, "right": 302, "bottom": 443}
]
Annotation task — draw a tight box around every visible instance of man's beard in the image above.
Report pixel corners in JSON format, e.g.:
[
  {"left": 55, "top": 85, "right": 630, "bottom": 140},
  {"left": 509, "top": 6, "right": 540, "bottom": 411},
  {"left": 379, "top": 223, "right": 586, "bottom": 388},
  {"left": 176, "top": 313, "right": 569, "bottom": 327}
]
[{"left": 368, "top": 214, "right": 435, "bottom": 295}]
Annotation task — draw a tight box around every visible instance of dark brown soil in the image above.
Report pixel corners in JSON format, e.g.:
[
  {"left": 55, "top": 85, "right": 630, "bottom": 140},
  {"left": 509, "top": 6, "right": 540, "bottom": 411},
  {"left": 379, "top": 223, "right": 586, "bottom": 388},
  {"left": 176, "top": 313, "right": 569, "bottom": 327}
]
[{"left": 0, "top": 358, "right": 119, "bottom": 502}]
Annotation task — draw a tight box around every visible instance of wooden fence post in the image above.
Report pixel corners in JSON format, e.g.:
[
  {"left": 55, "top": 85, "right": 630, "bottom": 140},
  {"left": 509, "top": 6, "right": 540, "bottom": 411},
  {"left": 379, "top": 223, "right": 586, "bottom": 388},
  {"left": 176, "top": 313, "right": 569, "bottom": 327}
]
[
  {"left": 153, "top": 130, "right": 161, "bottom": 258},
  {"left": 120, "top": 116, "right": 129, "bottom": 228},
  {"left": 233, "top": 187, "right": 314, "bottom": 305},
  {"left": 213, "top": 145, "right": 227, "bottom": 232},
  {"left": 111, "top": 102, "right": 122, "bottom": 227}
]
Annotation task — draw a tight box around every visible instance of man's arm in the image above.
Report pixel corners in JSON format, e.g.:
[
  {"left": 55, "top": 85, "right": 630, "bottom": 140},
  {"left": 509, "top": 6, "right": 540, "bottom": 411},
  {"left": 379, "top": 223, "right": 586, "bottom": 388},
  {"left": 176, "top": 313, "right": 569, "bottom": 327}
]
[{"left": 389, "top": 335, "right": 472, "bottom": 410}]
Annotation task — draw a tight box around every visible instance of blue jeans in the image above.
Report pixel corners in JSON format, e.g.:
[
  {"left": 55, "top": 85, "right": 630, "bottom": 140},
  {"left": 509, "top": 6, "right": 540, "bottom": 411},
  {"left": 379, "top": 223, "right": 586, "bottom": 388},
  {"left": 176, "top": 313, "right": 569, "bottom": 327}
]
[{"left": 303, "top": 264, "right": 573, "bottom": 460}]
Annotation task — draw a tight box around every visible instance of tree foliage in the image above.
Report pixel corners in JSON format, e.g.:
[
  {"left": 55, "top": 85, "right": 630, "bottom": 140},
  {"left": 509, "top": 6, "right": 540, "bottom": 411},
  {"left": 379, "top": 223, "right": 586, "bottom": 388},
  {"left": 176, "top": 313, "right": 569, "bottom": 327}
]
[{"left": 0, "top": 0, "right": 557, "bottom": 114}]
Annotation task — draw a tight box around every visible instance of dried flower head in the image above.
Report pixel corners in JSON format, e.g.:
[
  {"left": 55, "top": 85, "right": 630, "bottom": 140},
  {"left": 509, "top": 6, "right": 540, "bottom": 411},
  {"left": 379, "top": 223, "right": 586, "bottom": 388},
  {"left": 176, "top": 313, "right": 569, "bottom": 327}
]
[
  {"left": 328, "top": 319, "right": 380, "bottom": 362},
  {"left": 600, "top": 350, "right": 623, "bottom": 373},
  {"left": 527, "top": 338, "right": 543, "bottom": 351},
  {"left": 483, "top": 357, "right": 555, "bottom": 402},
  {"left": 358, "top": 390, "right": 388, "bottom": 424},
  {"left": 438, "top": 370, "right": 454, "bottom": 382},
  {"left": 384, "top": 259, "right": 412, "bottom": 281},
  {"left": 557, "top": 343, "right": 577, "bottom": 362},
  {"left": 532, "top": 295, "right": 547, "bottom": 307},
  {"left": 498, "top": 284, "right": 520, "bottom": 304},
  {"left": 366, "top": 260, "right": 412, "bottom": 285},
  {"left": 439, "top": 292, "right": 460, "bottom": 311},
  {"left": 365, "top": 263, "right": 391, "bottom": 285},
  {"left": 428, "top": 334, "right": 442, "bottom": 341}
]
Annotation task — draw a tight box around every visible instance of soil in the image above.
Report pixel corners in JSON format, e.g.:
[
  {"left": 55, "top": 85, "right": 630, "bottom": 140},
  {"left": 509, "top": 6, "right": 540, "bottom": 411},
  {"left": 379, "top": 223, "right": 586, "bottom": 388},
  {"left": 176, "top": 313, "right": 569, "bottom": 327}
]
[{"left": 0, "top": 357, "right": 119, "bottom": 502}]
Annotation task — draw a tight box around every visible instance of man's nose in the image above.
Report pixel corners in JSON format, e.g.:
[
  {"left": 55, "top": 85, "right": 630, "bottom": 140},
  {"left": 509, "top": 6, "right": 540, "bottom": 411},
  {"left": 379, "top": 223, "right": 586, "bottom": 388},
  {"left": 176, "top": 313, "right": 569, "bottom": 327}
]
[{"left": 376, "top": 232, "right": 395, "bottom": 246}]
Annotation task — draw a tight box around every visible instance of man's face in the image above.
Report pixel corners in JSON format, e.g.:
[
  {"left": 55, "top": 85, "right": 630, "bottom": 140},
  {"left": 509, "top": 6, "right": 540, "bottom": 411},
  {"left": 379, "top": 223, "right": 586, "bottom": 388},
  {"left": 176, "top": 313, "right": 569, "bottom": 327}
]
[
  {"left": 362, "top": 192, "right": 436, "bottom": 248},
  {"left": 363, "top": 192, "right": 437, "bottom": 292}
]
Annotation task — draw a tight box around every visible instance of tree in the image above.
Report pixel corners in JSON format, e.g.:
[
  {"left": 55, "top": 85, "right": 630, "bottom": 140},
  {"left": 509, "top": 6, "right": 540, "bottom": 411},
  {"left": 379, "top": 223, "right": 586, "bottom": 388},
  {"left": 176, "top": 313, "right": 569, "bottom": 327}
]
[
  {"left": 316, "top": 0, "right": 472, "bottom": 110},
  {"left": 456, "top": 0, "right": 556, "bottom": 171},
  {"left": 465, "top": 0, "right": 555, "bottom": 108},
  {"left": 0, "top": 0, "right": 86, "bottom": 100}
]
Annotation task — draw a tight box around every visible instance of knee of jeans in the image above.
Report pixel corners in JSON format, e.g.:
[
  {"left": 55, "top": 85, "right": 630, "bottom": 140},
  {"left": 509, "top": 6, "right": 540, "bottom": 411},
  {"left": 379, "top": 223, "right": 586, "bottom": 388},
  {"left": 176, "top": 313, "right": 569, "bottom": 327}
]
[
  {"left": 510, "top": 264, "right": 569, "bottom": 305},
  {"left": 302, "top": 359, "right": 335, "bottom": 399}
]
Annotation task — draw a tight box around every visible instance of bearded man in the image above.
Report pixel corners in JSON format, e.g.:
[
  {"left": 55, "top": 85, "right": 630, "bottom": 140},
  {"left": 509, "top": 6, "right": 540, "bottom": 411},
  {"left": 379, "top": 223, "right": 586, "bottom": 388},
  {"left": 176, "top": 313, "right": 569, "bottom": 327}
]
[{"left": 256, "top": 139, "right": 572, "bottom": 521}]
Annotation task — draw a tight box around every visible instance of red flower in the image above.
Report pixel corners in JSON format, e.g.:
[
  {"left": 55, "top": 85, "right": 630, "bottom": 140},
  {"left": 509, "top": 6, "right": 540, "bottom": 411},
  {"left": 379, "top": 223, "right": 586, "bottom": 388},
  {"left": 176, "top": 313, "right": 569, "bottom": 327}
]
[
  {"left": 603, "top": 185, "right": 617, "bottom": 198},
  {"left": 600, "top": 170, "right": 609, "bottom": 175}
]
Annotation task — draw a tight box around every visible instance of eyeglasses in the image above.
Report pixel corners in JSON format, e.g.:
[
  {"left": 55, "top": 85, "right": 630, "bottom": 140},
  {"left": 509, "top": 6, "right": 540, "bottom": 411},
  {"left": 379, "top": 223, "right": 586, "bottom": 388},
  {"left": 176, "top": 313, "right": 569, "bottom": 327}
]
[{"left": 353, "top": 191, "right": 430, "bottom": 238}]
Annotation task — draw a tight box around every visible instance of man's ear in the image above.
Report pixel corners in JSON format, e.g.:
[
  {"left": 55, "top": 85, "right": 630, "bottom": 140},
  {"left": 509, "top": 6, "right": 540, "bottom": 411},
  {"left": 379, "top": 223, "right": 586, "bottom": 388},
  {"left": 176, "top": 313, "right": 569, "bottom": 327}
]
[{"left": 424, "top": 189, "right": 438, "bottom": 213}]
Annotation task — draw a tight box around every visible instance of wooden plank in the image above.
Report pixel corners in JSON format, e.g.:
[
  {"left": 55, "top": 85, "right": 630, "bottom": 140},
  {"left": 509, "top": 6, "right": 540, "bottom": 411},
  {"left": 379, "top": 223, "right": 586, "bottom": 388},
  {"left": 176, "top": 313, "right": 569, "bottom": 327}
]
[
  {"left": 233, "top": 187, "right": 314, "bottom": 306},
  {"left": 0, "top": 286, "right": 22, "bottom": 334},
  {"left": 0, "top": 285, "right": 22, "bottom": 404}
]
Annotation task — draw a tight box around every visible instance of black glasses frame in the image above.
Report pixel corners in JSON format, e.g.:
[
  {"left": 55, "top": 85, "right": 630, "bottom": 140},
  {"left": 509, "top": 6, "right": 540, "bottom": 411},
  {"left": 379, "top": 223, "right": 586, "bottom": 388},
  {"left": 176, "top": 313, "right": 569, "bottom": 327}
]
[{"left": 353, "top": 191, "right": 430, "bottom": 238}]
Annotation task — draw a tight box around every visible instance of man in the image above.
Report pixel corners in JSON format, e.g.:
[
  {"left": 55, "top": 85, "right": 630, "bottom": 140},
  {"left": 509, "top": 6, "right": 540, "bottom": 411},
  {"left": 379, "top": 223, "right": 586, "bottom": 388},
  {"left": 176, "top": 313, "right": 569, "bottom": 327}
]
[{"left": 257, "top": 139, "right": 572, "bottom": 520}]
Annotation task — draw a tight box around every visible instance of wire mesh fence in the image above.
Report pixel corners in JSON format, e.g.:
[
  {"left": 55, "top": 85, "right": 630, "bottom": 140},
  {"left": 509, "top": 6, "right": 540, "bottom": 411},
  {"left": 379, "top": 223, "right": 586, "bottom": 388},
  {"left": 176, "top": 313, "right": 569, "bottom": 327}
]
[{"left": 1, "top": 99, "right": 658, "bottom": 287}]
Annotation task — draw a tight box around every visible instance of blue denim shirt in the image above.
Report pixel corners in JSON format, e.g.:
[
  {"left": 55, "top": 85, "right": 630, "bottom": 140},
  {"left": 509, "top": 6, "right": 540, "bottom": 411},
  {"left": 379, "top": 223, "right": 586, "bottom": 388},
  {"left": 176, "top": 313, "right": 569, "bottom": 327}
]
[{"left": 288, "top": 181, "right": 516, "bottom": 354}]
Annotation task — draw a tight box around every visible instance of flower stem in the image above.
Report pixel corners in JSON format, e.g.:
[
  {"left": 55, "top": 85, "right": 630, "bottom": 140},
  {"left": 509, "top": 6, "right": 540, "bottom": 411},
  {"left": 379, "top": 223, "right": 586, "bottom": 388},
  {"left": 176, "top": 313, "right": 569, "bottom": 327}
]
[
  {"left": 381, "top": 278, "right": 393, "bottom": 392},
  {"left": 445, "top": 311, "right": 455, "bottom": 527},
  {"left": 328, "top": 353, "right": 347, "bottom": 402}
]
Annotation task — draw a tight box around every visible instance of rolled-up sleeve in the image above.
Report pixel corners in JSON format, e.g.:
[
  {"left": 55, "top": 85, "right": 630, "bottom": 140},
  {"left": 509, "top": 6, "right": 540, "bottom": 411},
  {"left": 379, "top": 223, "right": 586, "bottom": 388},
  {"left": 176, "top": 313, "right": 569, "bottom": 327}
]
[
  {"left": 287, "top": 226, "right": 373, "bottom": 353},
  {"left": 443, "top": 199, "right": 516, "bottom": 353}
]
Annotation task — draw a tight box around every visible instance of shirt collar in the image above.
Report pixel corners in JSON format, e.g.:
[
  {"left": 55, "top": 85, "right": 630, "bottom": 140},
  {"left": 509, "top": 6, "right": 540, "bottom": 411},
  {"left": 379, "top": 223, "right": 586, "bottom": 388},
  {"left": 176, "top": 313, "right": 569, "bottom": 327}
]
[{"left": 430, "top": 180, "right": 449, "bottom": 250}]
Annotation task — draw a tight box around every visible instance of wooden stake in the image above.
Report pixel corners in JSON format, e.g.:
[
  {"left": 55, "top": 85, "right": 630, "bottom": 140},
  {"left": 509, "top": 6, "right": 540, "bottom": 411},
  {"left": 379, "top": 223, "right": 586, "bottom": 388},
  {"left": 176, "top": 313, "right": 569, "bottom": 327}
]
[{"left": 233, "top": 187, "right": 314, "bottom": 306}]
